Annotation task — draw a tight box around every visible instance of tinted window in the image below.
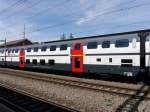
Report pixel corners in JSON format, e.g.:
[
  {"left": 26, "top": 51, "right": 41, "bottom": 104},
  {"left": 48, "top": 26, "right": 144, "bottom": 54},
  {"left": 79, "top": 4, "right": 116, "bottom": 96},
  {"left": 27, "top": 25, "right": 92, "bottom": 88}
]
[
  {"left": 60, "top": 44, "right": 67, "bottom": 50},
  {"left": 27, "top": 48, "right": 31, "bottom": 52},
  {"left": 8, "top": 50, "right": 11, "bottom": 53},
  {"left": 40, "top": 59, "right": 45, "bottom": 65},
  {"left": 15, "top": 49, "right": 19, "bottom": 53},
  {"left": 115, "top": 39, "right": 129, "bottom": 48},
  {"left": 102, "top": 41, "right": 110, "bottom": 48},
  {"left": 26, "top": 59, "right": 30, "bottom": 64},
  {"left": 49, "top": 60, "right": 55, "bottom": 65},
  {"left": 12, "top": 49, "right": 15, "bottom": 53},
  {"left": 97, "top": 58, "right": 101, "bottom": 62},
  {"left": 33, "top": 47, "right": 38, "bottom": 52},
  {"left": 33, "top": 59, "right": 37, "bottom": 65},
  {"left": 41, "top": 46, "right": 47, "bottom": 51},
  {"left": 75, "top": 43, "right": 81, "bottom": 50},
  {"left": 50, "top": 45, "right": 56, "bottom": 51},
  {"left": 87, "top": 42, "right": 97, "bottom": 49},
  {"left": 109, "top": 58, "right": 112, "bottom": 62}
]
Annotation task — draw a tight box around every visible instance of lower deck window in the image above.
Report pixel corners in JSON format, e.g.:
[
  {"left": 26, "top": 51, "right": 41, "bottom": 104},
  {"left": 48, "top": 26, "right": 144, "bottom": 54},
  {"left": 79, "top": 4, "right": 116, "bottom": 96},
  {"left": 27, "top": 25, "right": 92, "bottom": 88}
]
[
  {"left": 26, "top": 59, "right": 30, "bottom": 64},
  {"left": 49, "top": 60, "right": 55, "bottom": 65},
  {"left": 40, "top": 59, "right": 45, "bottom": 65},
  {"left": 33, "top": 59, "right": 37, "bottom": 65},
  {"left": 97, "top": 58, "right": 101, "bottom": 62},
  {"left": 109, "top": 58, "right": 112, "bottom": 62}
]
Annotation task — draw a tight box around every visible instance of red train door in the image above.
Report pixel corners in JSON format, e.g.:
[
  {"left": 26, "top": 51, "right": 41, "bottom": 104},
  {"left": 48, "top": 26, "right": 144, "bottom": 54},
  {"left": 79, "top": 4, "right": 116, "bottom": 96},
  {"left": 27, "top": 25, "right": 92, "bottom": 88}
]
[
  {"left": 71, "top": 42, "right": 83, "bottom": 73},
  {"left": 19, "top": 49, "right": 25, "bottom": 68}
]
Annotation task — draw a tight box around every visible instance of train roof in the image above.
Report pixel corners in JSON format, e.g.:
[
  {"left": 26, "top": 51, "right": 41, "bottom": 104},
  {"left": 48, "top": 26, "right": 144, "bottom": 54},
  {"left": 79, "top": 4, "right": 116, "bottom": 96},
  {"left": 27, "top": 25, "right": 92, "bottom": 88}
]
[
  {"left": 44, "top": 29, "right": 150, "bottom": 44},
  {"left": 0, "top": 28, "right": 150, "bottom": 50}
]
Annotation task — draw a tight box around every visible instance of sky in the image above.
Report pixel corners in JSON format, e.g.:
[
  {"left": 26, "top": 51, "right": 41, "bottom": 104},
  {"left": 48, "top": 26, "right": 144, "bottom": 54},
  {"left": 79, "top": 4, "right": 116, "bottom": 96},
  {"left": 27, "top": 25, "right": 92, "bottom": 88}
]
[{"left": 0, "top": 0, "right": 150, "bottom": 42}]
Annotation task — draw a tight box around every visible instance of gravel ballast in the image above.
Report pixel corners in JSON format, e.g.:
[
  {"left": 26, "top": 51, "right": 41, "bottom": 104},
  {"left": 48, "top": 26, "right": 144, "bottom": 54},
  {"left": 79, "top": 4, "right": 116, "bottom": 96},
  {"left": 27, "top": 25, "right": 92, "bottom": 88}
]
[{"left": 0, "top": 71, "right": 149, "bottom": 111}]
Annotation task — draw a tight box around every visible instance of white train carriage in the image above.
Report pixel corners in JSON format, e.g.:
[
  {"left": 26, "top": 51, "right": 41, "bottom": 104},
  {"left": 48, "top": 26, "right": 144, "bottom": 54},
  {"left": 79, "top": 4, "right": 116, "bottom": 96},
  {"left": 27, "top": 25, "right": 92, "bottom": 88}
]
[{"left": 0, "top": 29, "right": 150, "bottom": 77}]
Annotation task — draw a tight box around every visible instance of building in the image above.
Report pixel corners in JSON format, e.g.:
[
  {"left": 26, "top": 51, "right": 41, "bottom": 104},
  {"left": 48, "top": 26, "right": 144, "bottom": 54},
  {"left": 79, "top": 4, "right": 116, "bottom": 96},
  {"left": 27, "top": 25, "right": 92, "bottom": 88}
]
[{"left": 0, "top": 39, "right": 33, "bottom": 48}]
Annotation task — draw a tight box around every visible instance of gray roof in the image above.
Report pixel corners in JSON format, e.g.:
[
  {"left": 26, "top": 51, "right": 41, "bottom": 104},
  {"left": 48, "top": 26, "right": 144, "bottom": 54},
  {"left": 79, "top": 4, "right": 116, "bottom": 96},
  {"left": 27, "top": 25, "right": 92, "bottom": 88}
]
[{"left": 0, "top": 38, "right": 32, "bottom": 47}]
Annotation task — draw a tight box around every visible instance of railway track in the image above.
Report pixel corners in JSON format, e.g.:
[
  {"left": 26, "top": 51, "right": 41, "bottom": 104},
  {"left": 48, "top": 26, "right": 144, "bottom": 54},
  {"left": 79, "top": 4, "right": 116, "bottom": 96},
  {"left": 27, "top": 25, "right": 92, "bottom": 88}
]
[
  {"left": 0, "top": 86, "right": 77, "bottom": 112},
  {"left": 0, "top": 68, "right": 149, "bottom": 100}
]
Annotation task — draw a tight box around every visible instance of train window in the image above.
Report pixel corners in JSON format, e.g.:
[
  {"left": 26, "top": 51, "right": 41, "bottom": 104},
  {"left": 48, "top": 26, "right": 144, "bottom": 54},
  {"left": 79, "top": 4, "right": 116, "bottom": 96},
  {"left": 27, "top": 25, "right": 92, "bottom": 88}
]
[
  {"left": 102, "top": 41, "right": 110, "bottom": 48},
  {"left": 50, "top": 45, "right": 56, "bottom": 51},
  {"left": 75, "top": 43, "right": 81, "bottom": 50},
  {"left": 60, "top": 44, "right": 68, "bottom": 50},
  {"left": 121, "top": 59, "right": 132, "bottom": 63},
  {"left": 97, "top": 58, "right": 101, "bottom": 62},
  {"left": 87, "top": 42, "right": 98, "bottom": 49},
  {"left": 1, "top": 50, "right": 3, "bottom": 54},
  {"left": 40, "top": 59, "right": 45, "bottom": 65},
  {"left": 33, "top": 47, "right": 39, "bottom": 52},
  {"left": 32, "top": 59, "right": 37, "bottom": 65},
  {"left": 12, "top": 49, "right": 15, "bottom": 53},
  {"left": 8, "top": 50, "right": 11, "bottom": 53},
  {"left": 41, "top": 46, "right": 47, "bottom": 51},
  {"left": 15, "top": 49, "right": 19, "bottom": 53},
  {"left": 27, "top": 48, "right": 31, "bottom": 52},
  {"left": 49, "top": 60, "right": 55, "bottom": 65},
  {"left": 115, "top": 39, "right": 129, "bottom": 48},
  {"left": 26, "top": 59, "right": 30, "bottom": 64},
  {"left": 109, "top": 58, "right": 112, "bottom": 62}
]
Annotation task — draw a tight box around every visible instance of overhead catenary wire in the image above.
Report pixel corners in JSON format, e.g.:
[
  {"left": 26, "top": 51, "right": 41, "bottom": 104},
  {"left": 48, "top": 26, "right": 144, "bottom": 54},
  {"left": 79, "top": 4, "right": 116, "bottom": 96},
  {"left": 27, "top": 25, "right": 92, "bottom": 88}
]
[
  {"left": 42, "top": 20, "right": 150, "bottom": 41},
  {"left": 0, "top": 0, "right": 72, "bottom": 29},
  {"left": 0, "top": 0, "right": 24, "bottom": 15},
  {"left": 23, "top": 1, "right": 150, "bottom": 35},
  {"left": 73, "top": 20, "right": 150, "bottom": 36},
  {"left": 2, "top": 0, "right": 45, "bottom": 20},
  {"left": 0, "top": 0, "right": 137, "bottom": 30},
  {"left": 7, "top": 1, "right": 150, "bottom": 38}
]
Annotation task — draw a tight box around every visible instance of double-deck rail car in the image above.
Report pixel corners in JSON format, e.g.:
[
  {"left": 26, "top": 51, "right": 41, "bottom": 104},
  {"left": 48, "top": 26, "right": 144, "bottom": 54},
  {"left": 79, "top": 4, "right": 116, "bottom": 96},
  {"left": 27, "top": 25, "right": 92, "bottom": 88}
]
[{"left": 0, "top": 29, "right": 150, "bottom": 77}]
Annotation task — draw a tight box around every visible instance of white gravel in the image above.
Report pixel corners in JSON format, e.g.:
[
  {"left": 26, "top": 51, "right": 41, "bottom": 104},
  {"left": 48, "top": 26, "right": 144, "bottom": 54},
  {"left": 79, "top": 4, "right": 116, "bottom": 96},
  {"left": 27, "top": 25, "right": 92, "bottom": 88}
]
[{"left": 0, "top": 71, "right": 149, "bottom": 112}]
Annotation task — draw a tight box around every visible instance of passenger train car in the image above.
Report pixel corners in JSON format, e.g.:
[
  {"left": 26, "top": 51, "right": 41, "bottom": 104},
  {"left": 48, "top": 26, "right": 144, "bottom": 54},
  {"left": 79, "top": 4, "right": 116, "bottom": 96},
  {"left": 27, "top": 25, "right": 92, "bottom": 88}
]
[{"left": 0, "top": 29, "right": 150, "bottom": 77}]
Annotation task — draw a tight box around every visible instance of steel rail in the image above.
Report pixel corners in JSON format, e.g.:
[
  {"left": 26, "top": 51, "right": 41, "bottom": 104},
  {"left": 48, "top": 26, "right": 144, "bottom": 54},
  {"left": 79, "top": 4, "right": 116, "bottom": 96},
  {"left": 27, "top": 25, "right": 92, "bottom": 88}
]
[
  {"left": 0, "top": 83, "right": 80, "bottom": 112},
  {"left": 0, "top": 68, "right": 149, "bottom": 100}
]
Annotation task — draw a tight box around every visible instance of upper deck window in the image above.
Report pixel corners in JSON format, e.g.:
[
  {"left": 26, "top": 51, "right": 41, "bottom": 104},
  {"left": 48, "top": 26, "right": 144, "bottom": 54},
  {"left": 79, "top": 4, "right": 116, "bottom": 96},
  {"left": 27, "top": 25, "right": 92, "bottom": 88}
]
[
  {"left": 41, "top": 46, "right": 47, "bottom": 51},
  {"left": 74, "top": 43, "right": 81, "bottom": 50},
  {"left": 115, "top": 39, "right": 129, "bottom": 48},
  {"left": 87, "top": 42, "right": 98, "bottom": 49},
  {"left": 50, "top": 45, "right": 56, "bottom": 51},
  {"left": 12, "top": 49, "right": 15, "bottom": 53},
  {"left": 102, "top": 41, "right": 110, "bottom": 48},
  {"left": 60, "top": 44, "right": 67, "bottom": 50},
  {"left": 27, "top": 48, "right": 31, "bottom": 52},
  {"left": 33, "top": 47, "right": 39, "bottom": 52},
  {"left": 8, "top": 50, "right": 11, "bottom": 53},
  {"left": 15, "top": 49, "right": 19, "bottom": 53},
  {"left": 1, "top": 50, "right": 4, "bottom": 54}
]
